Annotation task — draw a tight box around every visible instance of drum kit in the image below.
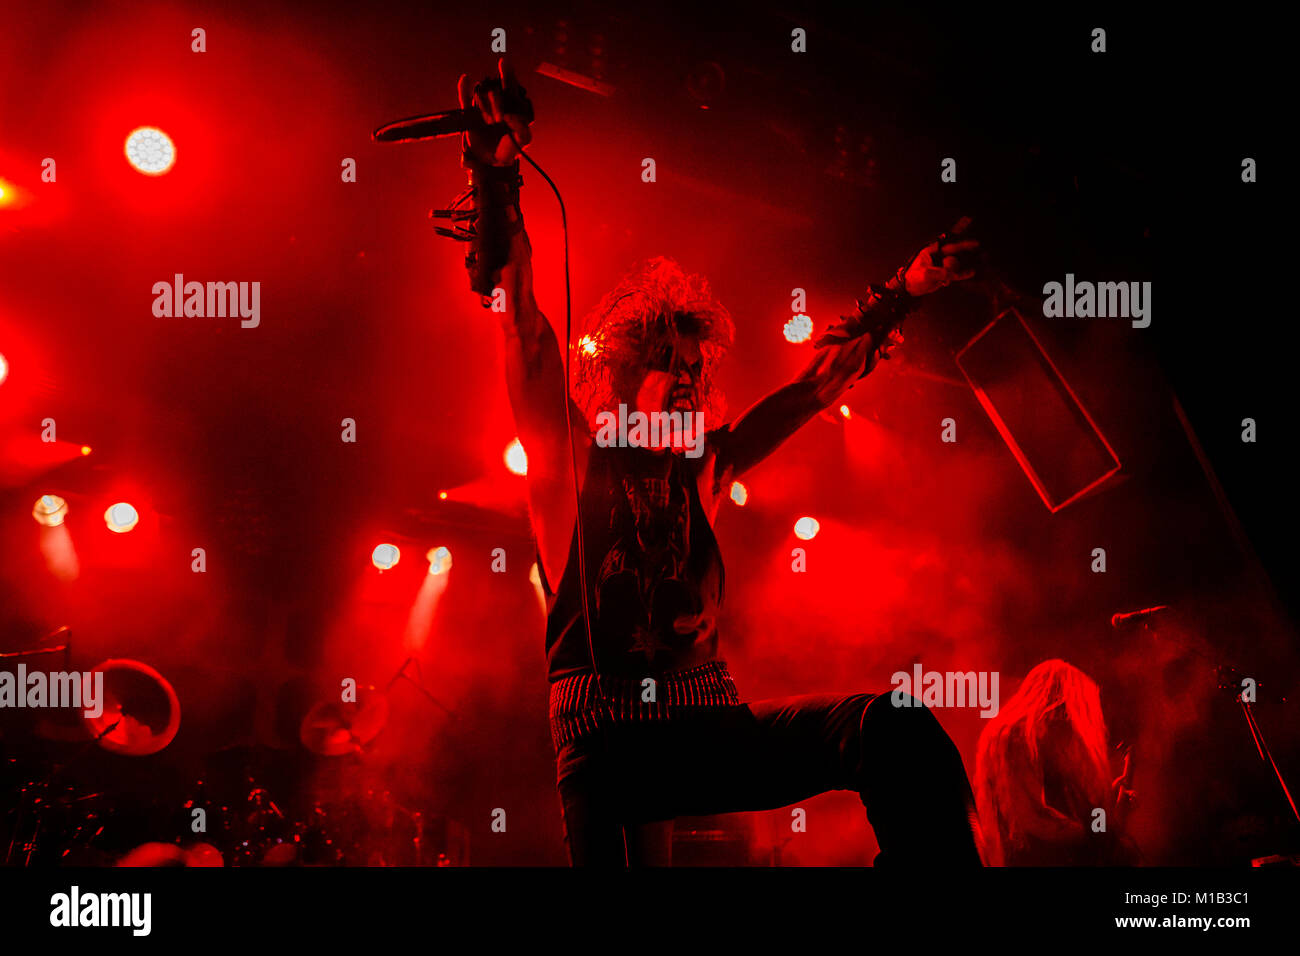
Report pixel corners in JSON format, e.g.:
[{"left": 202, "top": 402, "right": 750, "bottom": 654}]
[{"left": 2, "top": 631, "right": 466, "bottom": 867}]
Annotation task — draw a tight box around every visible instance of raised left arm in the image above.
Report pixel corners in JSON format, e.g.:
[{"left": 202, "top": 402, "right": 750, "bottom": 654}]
[
  {"left": 710, "top": 330, "right": 883, "bottom": 481},
  {"left": 711, "top": 219, "right": 979, "bottom": 481}
]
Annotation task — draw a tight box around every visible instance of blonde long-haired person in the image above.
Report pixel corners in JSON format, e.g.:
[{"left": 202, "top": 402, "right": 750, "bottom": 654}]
[{"left": 975, "top": 659, "right": 1137, "bottom": 865}]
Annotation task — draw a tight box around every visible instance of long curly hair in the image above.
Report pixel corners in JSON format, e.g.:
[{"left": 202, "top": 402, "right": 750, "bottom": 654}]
[
  {"left": 572, "top": 256, "right": 734, "bottom": 433},
  {"left": 973, "top": 659, "right": 1113, "bottom": 865}
]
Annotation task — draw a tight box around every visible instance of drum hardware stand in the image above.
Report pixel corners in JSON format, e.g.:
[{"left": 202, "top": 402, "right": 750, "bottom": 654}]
[
  {"left": 3, "top": 719, "right": 120, "bottom": 866},
  {"left": 385, "top": 656, "right": 457, "bottom": 720}
]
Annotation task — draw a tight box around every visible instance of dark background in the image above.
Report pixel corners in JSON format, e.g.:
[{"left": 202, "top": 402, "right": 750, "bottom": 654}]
[{"left": 0, "top": 2, "right": 1293, "bottom": 864}]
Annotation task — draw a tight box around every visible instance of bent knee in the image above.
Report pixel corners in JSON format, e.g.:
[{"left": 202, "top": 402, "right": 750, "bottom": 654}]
[{"left": 861, "top": 691, "right": 955, "bottom": 753}]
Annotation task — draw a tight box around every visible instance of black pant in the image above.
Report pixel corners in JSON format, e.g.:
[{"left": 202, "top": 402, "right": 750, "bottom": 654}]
[{"left": 555, "top": 692, "right": 985, "bottom": 866}]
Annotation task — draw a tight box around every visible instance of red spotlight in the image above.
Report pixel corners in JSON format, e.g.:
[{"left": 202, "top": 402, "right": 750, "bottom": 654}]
[
  {"left": 427, "top": 546, "right": 453, "bottom": 575},
  {"left": 729, "top": 481, "right": 748, "bottom": 506},
  {"left": 0, "top": 178, "right": 36, "bottom": 213},
  {"left": 438, "top": 490, "right": 448, "bottom": 500},
  {"left": 783, "top": 314, "right": 812, "bottom": 344},
  {"left": 104, "top": 502, "right": 140, "bottom": 533},
  {"left": 371, "top": 543, "right": 400, "bottom": 570},
  {"left": 794, "top": 516, "right": 820, "bottom": 540},
  {"left": 124, "top": 127, "right": 176, "bottom": 175},
  {"left": 32, "top": 495, "right": 68, "bottom": 527},
  {"left": 0, "top": 353, "right": 8, "bottom": 385},
  {"left": 839, "top": 404, "right": 852, "bottom": 420},
  {"left": 504, "top": 438, "right": 528, "bottom": 476},
  {"left": 80, "top": 445, "right": 92, "bottom": 456}
]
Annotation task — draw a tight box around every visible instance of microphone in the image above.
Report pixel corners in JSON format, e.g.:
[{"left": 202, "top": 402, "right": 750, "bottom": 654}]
[
  {"left": 374, "top": 75, "right": 535, "bottom": 145},
  {"left": 372, "top": 76, "right": 535, "bottom": 145},
  {"left": 372, "top": 109, "right": 475, "bottom": 144},
  {"left": 1111, "top": 605, "right": 1170, "bottom": 628}
]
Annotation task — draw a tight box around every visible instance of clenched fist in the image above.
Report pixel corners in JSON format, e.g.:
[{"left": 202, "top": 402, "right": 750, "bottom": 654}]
[
  {"left": 458, "top": 58, "right": 534, "bottom": 168},
  {"left": 899, "top": 216, "right": 980, "bottom": 296}
]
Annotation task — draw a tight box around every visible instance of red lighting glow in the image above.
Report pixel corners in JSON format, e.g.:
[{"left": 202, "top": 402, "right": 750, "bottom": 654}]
[
  {"left": 794, "top": 516, "right": 820, "bottom": 540},
  {"left": 124, "top": 127, "right": 176, "bottom": 175},
  {"left": 32, "top": 495, "right": 68, "bottom": 527},
  {"left": 504, "top": 438, "right": 528, "bottom": 476},
  {"left": 104, "top": 502, "right": 140, "bottom": 533},
  {"left": 783, "top": 314, "right": 813, "bottom": 344},
  {"left": 427, "top": 546, "right": 453, "bottom": 575}
]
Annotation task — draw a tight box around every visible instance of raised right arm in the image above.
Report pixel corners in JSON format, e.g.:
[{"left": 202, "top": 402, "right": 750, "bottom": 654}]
[
  {"left": 495, "top": 222, "right": 589, "bottom": 587},
  {"left": 456, "top": 60, "right": 587, "bottom": 587}
]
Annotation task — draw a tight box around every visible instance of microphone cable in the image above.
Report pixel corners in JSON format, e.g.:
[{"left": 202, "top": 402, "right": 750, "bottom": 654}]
[{"left": 505, "top": 131, "right": 609, "bottom": 719}]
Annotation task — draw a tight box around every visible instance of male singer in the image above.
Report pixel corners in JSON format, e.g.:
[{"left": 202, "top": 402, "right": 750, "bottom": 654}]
[{"left": 451, "top": 60, "right": 983, "bottom": 866}]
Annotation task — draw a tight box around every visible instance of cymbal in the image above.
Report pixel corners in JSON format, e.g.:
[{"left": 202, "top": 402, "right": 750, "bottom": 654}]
[
  {"left": 299, "top": 687, "right": 388, "bottom": 756},
  {"left": 83, "top": 659, "right": 182, "bottom": 756}
]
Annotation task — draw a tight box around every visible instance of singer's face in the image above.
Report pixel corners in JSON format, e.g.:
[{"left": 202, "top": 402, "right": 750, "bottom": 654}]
[{"left": 632, "top": 334, "right": 704, "bottom": 450}]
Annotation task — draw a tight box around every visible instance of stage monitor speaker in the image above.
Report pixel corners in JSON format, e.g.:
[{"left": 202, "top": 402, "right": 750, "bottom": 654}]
[{"left": 955, "top": 308, "right": 1121, "bottom": 512}]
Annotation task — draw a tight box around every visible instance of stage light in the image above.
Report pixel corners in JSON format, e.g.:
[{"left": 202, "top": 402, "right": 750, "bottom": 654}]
[
  {"left": 125, "top": 127, "right": 176, "bottom": 175},
  {"left": 794, "top": 516, "right": 820, "bottom": 540},
  {"left": 371, "top": 543, "right": 400, "bottom": 570},
  {"left": 438, "top": 491, "right": 448, "bottom": 500},
  {"left": 783, "top": 314, "right": 812, "bottom": 344},
  {"left": 32, "top": 495, "right": 68, "bottom": 527},
  {"left": 0, "top": 353, "right": 7, "bottom": 385},
  {"left": 504, "top": 438, "right": 528, "bottom": 476},
  {"left": 427, "top": 546, "right": 452, "bottom": 575},
  {"left": 577, "top": 335, "right": 599, "bottom": 356},
  {"left": 80, "top": 445, "right": 92, "bottom": 456},
  {"left": 104, "top": 502, "right": 139, "bottom": 533},
  {"left": 839, "top": 404, "right": 851, "bottom": 419},
  {"left": 729, "top": 481, "right": 748, "bottom": 506}
]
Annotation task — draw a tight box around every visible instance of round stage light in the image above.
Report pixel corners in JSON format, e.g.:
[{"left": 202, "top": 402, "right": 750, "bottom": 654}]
[
  {"left": 0, "top": 353, "right": 8, "bottom": 385},
  {"left": 794, "top": 516, "right": 820, "bottom": 540},
  {"left": 371, "top": 543, "right": 400, "bottom": 570},
  {"left": 80, "top": 445, "right": 92, "bottom": 456},
  {"left": 105, "top": 502, "right": 139, "bottom": 533},
  {"left": 427, "top": 546, "right": 452, "bottom": 576},
  {"left": 839, "top": 404, "right": 852, "bottom": 419},
  {"left": 504, "top": 438, "right": 528, "bottom": 476},
  {"left": 125, "top": 127, "right": 176, "bottom": 175},
  {"left": 783, "top": 314, "right": 813, "bottom": 344},
  {"left": 729, "top": 481, "right": 748, "bottom": 506},
  {"left": 32, "top": 495, "right": 69, "bottom": 527}
]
